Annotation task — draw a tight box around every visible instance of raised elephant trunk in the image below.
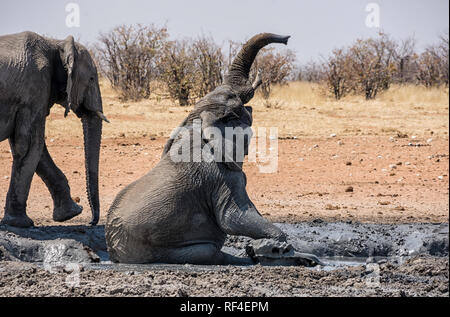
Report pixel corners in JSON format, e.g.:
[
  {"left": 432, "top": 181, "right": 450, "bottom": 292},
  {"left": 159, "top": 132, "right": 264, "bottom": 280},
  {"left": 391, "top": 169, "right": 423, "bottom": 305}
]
[
  {"left": 82, "top": 113, "right": 102, "bottom": 225},
  {"left": 225, "top": 33, "right": 290, "bottom": 90}
]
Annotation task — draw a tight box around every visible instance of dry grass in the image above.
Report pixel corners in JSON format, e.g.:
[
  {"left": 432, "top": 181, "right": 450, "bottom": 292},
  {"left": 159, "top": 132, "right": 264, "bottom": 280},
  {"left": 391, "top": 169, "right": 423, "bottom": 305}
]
[
  {"left": 251, "top": 81, "right": 449, "bottom": 138},
  {"left": 45, "top": 80, "right": 449, "bottom": 140}
]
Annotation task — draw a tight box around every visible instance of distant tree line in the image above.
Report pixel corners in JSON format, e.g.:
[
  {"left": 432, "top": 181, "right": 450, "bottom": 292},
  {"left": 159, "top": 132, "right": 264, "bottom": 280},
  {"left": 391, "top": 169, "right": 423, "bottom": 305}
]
[
  {"left": 295, "top": 31, "right": 449, "bottom": 100},
  {"left": 94, "top": 24, "right": 295, "bottom": 104},
  {"left": 92, "top": 24, "right": 448, "bottom": 104}
]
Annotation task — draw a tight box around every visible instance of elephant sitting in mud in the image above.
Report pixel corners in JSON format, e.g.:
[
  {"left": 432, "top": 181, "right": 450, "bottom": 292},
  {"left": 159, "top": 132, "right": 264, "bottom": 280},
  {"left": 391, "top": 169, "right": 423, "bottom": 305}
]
[
  {"left": 106, "top": 33, "right": 292, "bottom": 265},
  {"left": 0, "top": 32, "right": 108, "bottom": 227}
]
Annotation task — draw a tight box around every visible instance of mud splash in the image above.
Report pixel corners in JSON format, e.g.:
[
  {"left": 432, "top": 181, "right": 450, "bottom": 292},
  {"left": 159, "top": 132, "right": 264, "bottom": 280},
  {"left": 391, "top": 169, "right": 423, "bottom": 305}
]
[{"left": 225, "top": 221, "right": 449, "bottom": 258}]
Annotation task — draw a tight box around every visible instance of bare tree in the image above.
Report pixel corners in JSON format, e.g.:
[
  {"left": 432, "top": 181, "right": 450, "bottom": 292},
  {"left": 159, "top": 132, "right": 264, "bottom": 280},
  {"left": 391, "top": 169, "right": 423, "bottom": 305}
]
[
  {"left": 191, "top": 36, "right": 224, "bottom": 99},
  {"left": 160, "top": 40, "right": 196, "bottom": 106},
  {"left": 437, "top": 30, "right": 449, "bottom": 86},
  {"left": 416, "top": 46, "right": 442, "bottom": 87},
  {"left": 348, "top": 33, "right": 397, "bottom": 99},
  {"left": 416, "top": 30, "right": 449, "bottom": 87},
  {"left": 96, "top": 24, "right": 168, "bottom": 101},
  {"left": 322, "top": 48, "right": 352, "bottom": 99},
  {"left": 320, "top": 33, "right": 400, "bottom": 99},
  {"left": 251, "top": 47, "right": 296, "bottom": 99},
  {"left": 295, "top": 60, "right": 324, "bottom": 82}
]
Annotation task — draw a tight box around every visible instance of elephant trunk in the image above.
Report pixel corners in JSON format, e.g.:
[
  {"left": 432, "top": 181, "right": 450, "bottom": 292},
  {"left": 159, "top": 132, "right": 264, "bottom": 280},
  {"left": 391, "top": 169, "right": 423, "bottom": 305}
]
[
  {"left": 225, "top": 33, "right": 290, "bottom": 88},
  {"left": 81, "top": 113, "right": 102, "bottom": 225}
]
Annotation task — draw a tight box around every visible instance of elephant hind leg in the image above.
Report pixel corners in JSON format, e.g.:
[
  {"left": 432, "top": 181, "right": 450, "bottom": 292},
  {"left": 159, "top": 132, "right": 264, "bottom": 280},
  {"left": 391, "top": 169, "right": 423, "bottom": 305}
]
[
  {"left": 163, "top": 243, "right": 253, "bottom": 265},
  {"left": 35, "top": 143, "right": 82, "bottom": 222}
]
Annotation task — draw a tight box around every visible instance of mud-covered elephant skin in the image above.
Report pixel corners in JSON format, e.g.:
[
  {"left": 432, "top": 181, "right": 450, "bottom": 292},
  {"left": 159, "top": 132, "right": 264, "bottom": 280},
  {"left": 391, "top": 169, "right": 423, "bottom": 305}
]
[
  {"left": 0, "top": 31, "right": 109, "bottom": 227},
  {"left": 105, "top": 33, "right": 290, "bottom": 264}
]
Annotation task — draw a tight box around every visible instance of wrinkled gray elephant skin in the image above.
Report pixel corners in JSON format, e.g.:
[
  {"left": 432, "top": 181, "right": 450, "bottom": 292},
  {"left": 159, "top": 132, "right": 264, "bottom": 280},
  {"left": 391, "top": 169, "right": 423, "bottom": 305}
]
[
  {"left": 0, "top": 31, "right": 108, "bottom": 227},
  {"left": 105, "top": 33, "right": 301, "bottom": 265}
]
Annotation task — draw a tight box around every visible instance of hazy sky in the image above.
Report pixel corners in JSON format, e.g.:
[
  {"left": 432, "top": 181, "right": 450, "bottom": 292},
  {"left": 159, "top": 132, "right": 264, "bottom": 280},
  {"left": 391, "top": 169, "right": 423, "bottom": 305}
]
[{"left": 1, "top": 0, "right": 448, "bottom": 63}]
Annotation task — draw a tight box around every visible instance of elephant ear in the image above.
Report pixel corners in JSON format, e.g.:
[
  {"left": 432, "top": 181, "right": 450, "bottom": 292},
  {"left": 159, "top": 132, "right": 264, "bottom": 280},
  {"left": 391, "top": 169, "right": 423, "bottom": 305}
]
[{"left": 63, "top": 35, "right": 77, "bottom": 117}]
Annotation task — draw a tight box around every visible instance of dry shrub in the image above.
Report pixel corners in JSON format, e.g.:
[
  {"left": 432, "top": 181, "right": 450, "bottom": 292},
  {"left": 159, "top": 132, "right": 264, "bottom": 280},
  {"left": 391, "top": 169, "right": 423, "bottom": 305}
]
[
  {"left": 160, "top": 36, "right": 224, "bottom": 106},
  {"left": 252, "top": 48, "right": 296, "bottom": 100},
  {"left": 416, "top": 31, "right": 449, "bottom": 88},
  {"left": 295, "top": 61, "right": 324, "bottom": 83},
  {"left": 348, "top": 33, "right": 398, "bottom": 99},
  {"left": 314, "top": 31, "right": 448, "bottom": 100},
  {"left": 191, "top": 36, "right": 224, "bottom": 99},
  {"left": 160, "top": 39, "right": 196, "bottom": 106},
  {"left": 96, "top": 24, "right": 168, "bottom": 101},
  {"left": 95, "top": 26, "right": 295, "bottom": 105},
  {"left": 321, "top": 33, "right": 398, "bottom": 100},
  {"left": 323, "top": 48, "right": 352, "bottom": 100}
]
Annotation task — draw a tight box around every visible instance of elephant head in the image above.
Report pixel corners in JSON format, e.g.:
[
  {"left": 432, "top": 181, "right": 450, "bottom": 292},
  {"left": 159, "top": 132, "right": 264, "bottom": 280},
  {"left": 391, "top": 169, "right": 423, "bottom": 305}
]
[
  {"left": 199, "top": 104, "right": 253, "bottom": 171},
  {"left": 163, "top": 33, "right": 289, "bottom": 169},
  {"left": 58, "top": 36, "right": 108, "bottom": 225}
]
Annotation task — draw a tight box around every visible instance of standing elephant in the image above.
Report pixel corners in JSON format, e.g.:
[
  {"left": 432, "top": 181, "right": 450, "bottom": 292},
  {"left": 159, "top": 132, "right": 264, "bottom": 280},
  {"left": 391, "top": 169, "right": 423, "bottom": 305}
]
[
  {"left": 106, "top": 33, "right": 290, "bottom": 264},
  {"left": 0, "top": 31, "right": 108, "bottom": 227}
]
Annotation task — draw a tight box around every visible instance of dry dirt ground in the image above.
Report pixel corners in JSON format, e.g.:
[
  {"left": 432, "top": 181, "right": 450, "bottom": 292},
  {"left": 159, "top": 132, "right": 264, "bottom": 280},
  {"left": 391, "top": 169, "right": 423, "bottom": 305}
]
[
  {"left": 1, "top": 82, "right": 448, "bottom": 226},
  {"left": 0, "top": 135, "right": 448, "bottom": 226},
  {"left": 0, "top": 255, "right": 448, "bottom": 297},
  {"left": 0, "top": 82, "right": 448, "bottom": 296}
]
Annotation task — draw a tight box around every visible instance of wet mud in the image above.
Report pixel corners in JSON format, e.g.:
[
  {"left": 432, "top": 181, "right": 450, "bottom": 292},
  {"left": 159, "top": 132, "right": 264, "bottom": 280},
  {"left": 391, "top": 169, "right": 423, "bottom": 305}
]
[{"left": 0, "top": 221, "right": 448, "bottom": 296}]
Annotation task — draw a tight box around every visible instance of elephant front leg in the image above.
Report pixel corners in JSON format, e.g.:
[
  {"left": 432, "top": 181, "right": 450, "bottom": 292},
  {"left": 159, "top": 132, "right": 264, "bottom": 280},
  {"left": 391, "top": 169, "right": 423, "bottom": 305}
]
[
  {"left": 215, "top": 174, "right": 287, "bottom": 242},
  {"left": 1, "top": 113, "right": 45, "bottom": 228},
  {"left": 220, "top": 202, "right": 287, "bottom": 242},
  {"left": 35, "top": 143, "right": 82, "bottom": 222}
]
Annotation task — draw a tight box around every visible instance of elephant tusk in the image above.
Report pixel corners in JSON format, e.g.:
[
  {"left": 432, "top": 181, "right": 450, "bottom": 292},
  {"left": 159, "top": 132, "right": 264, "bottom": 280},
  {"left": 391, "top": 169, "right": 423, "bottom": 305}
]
[
  {"left": 252, "top": 71, "right": 263, "bottom": 90},
  {"left": 64, "top": 103, "right": 71, "bottom": 117},
  {"left": 95, "top": 111, "right": 110, "bottom": 123}
]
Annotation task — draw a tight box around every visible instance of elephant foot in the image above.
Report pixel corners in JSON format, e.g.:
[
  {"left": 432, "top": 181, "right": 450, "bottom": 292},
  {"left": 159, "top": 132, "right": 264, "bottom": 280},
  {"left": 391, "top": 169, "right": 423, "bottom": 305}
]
[
  {"left": 53, "top": 201, "right": 83, "bottom": 222},
  {"left": 245, "top": 238, "right": 323, "bottom": 267},
  {"left": 1, "top": 213, "right": 34, "bottom": 228},
  {"left": 293, "top": 252, "right": 324, "bottom": 267}
]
